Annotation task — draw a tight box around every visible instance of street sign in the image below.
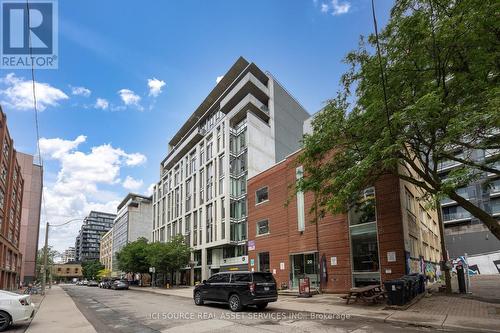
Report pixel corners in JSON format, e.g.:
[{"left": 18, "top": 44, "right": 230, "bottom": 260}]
[{"left": 149, "top": 267, "right": 156, "bottom": 273}]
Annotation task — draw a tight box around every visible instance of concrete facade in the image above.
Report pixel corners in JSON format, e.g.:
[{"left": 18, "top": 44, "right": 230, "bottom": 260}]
[
  {"left": 0, "top": 109, "right": 25, "bottom": 290},
  {"left": 247, "top": 152, "right": 441, "bottom": 293},
  {"left": 17, "top": 152, "right": 43, "bottom": 284},
  {"left": 151, "top": 57, "right": 309, "bottom": 282},
  {"left": 111, "top": 193, "right": 152, "bottom": 275}
]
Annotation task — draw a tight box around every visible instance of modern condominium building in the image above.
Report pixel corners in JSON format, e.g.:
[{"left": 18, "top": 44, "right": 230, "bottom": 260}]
[
  {"left": 111, "top": 193, "right": 152, "bottom": 275},
  {"left": 62, "top": 247, "right": 76, "bottom": 264},
  {"left": 151, "top": 57, "right": 310, "bottom": 283},
  {"left": 438, "top": 149, "right": 500, "bottom": 274},
  {"left": 75, "top": 211, "right": 116, "bottom": 263}
]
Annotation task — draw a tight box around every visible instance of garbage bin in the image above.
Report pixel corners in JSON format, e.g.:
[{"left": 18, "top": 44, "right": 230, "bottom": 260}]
[
  {"left": 408, "top": 273, "right": 426, "bottom": 294},
  {"left": 401, "top": 275, "right": 419, "bottom": 302},
  {"left": 384, "top": 279, "right": 407, "bottom": 306}
]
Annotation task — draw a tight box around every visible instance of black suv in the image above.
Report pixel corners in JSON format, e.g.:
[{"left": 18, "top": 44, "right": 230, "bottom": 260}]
[{"left": 193, "top": 271, "right": 278, "bottom": 312}]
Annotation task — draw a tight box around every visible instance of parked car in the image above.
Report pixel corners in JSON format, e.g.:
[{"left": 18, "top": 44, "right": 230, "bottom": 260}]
[
  {"left": 193, "top": 271, "right": 278, "bottom": 312},
  {"left": 87, "top": 280, "right": 99, "bottom": 287},
  {"left": 99, "top": 279, "right": 110, "bottom": 288},
  {"left": 0, "top": 290, "right": 36, "bottom": 331},
  {"left": 82, "top": 280, "right": 88, "bottom": 286},
  {"left": 111, "top": 280, "right": 129, "bottom": 290}
]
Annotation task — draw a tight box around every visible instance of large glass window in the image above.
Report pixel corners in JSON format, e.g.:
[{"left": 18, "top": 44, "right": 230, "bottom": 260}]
[
  {"left": 349, "top": 187, "right": 380, "bottom": 287},
  {"left": 258, "top": 252, "right": 270, "bottom": 272}
]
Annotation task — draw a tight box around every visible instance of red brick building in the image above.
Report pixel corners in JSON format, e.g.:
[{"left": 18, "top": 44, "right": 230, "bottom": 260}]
[
  {"left": 247, "top": 151, "right": 442, "bottom": 293},
  {"left": 0, "top": 109, "right": 25, "bottom": 290}
]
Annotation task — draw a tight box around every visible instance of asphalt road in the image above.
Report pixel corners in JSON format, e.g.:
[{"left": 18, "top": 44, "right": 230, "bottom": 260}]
[{"left": 60, "top": 285, "right": 449, "bottom": 333}]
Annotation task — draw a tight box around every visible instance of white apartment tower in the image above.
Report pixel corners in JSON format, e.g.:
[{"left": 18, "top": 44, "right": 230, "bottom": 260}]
[{"left": 152, "top": 57, "right": 309, "bottom": 282}]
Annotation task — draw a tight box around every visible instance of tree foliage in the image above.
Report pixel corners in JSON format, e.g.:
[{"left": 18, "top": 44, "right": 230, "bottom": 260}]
[
  {"left": 298, "top": 0, "right": 500, "bottom": 238},
  {"left": 116, "top": 237, "right": 150, "bottom": 274},
  {"left": 82, "top": 260, "right": 104, "bottom": 280},
  {"left": 36, "top": 246, "right": 59, "bottom": 280},
  {"left": 116, "top": 235, "right": 191, "bottom": 276}
]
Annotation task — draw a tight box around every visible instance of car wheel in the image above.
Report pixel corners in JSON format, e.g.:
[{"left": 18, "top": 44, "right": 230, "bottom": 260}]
[
  {"left": 194, "top": 291, "right": 204, "bottom": 305},
  {"left": 229, "top": 294, "right": 243, "bottom": 312},
  {"left": 0, "top": 310, "right": 11, "bottom": 332},
  {"left": 256, "top": 303, "right": 268, "bottom": 310}
]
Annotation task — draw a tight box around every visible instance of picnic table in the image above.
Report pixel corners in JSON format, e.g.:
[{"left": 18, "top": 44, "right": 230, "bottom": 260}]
[{"left": 344, "top": 284, "right": 385, "bottom": 304}]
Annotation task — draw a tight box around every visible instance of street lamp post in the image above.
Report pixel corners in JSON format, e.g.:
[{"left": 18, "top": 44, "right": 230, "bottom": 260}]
[{"left": 41, "top": 218, "right": 84, "bottom": 295}]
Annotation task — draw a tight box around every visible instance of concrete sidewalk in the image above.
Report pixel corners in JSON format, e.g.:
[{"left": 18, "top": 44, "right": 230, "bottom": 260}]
[
  {"left": 26, "top": 285, "right": 96, "bottom": 333},
  {"left": 131, "top": 285, "right": 500, "bottom": 332}
]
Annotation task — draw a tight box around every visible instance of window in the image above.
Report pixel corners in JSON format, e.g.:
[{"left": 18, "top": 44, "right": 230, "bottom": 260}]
[
  {"left": 231, "top": 273, "right": 251, "bottom": 282},
  {"left": 206, "top": 204, "right": 213, "bottom": 243},
  {"left": 256, "top": 187, "right": 269, "bottom": 204},
  {"left": 296, "top": 166, "right": 305, "bottom": 231},
  {"left": 348, "top": 187, "right": 376, "bottom": 225},
  {"left": 256, "top": 220, "right": 269, "bottom": 235},
  {"left": 258, "top": 252, "right": 270, "bottom": 272},
  {"left": 193, "top": 212, "right": 198, "bottom": 246},
  {"left": 349, "top": 187, "right": 380, "bottom": 287}
]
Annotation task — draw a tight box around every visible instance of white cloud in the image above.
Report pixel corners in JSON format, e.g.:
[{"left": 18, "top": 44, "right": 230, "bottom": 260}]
[
  {"left": 39, "top": 135, "right": 87, "bottom": 159},
  {"left": 123, "top": 176, "right": 144, "bottom": 191},
  {"left": 71, "top": 86, "right": 91, "bottom": 97},
  {"left": 95, "top": 98, "right": 109, "bottom": 110},
  {"left": 216, "top": 76, "right": 224, "bottom": 84},
  {"left": 0, "top": 73, "right": 68, "bottom": 111},
  {"left": 38, "top": 135, "right": 147, "bottom": 252},
  {"left": 321, "top": 3, "right": 329, "bottom": 13},
  {"left": 331, "top": 0, "right": 350, "bottom": 15},
  {"left": 146, "top": 183, "right": 156, "bottom": 196},
  {"left": 118, "top": 88, "right": 143, "bottom": 110},
  {"left": 147, "top": 78, "right": 166, "bottom": 97}
]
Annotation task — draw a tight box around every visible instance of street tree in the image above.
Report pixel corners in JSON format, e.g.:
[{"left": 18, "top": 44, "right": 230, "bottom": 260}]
[
  {"left": 298, "top": 0, "right": 499, "bottom": 294},
  {"left": 165, "top": 235, "right": 192, "bottom": 282},
  {"left": 116, "top": 237, "right": 150, "bottom": 279},
  {"left": 298, "top": 0, "right": 500, "bottom": 243},
  {"left": 36, "top": 246, "right": 59, "bottom": 281},
  {"left": 82, "top": 260, "right": 104, "bottom": 280}
]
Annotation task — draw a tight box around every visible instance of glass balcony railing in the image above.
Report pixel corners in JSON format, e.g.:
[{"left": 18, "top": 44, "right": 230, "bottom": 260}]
[{"left": 443, "top": 211, "right": 472, "bottom": 222}]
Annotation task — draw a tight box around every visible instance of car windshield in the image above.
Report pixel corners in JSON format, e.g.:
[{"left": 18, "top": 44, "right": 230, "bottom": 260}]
[{"left": 252, "top": 273, "right": 274, "bottom": 283}]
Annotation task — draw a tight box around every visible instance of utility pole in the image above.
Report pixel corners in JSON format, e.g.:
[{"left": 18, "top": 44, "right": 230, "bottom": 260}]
[
  {"left": 41, "top": 222, "right": 49, "bottom": 295},
  {"left": 436, "top": 200, "right": 452, "bottom": 293}
]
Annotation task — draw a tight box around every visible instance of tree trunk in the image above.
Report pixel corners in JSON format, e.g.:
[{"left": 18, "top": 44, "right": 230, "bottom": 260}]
[
  {"left": 447, "top": 191, "right": 500, "bottom": 240},
  {"left": 436, "top": 199, "right": 452, "bottom": 293}
]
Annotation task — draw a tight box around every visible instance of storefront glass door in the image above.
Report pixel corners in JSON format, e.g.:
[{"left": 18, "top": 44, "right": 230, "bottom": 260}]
[{"left": 290, "top": 253, "right": 319, "bottom": 289}]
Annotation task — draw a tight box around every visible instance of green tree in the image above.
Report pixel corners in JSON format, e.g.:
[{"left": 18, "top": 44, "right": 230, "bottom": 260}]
[
  {"left": 146, "top": 235, "right": 191, "bottom": 285},
  {"left": 165, "top": 235, "right": 191, "bottom": 274},
  {"left": 36, "top": 246, "right": 59, "bottom": 280},
  {"left": 116, "top": 237, "right": 150, "bottom": 276},
  {"left": 299, "top": 0, "right": 500, "bottom": 242},
  {"left": 81, "top": 260, "right": 104, "bottom": 280}
]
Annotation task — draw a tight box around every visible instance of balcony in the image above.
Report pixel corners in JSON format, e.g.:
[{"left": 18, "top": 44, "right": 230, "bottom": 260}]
[
  {"left": 443, "top": 211, "right": 472, "bottom": 223},
  {"left": 220, "top": 72, "right": 269, "bottom": 122},
  {"left": 162, "top": 127, "right": 206, "bottom": 171}
]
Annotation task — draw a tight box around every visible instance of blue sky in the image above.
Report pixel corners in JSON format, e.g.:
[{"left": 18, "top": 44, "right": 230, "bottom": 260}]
[{"left": 1, "top": 0, "right": 393, "bottom": 253}]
